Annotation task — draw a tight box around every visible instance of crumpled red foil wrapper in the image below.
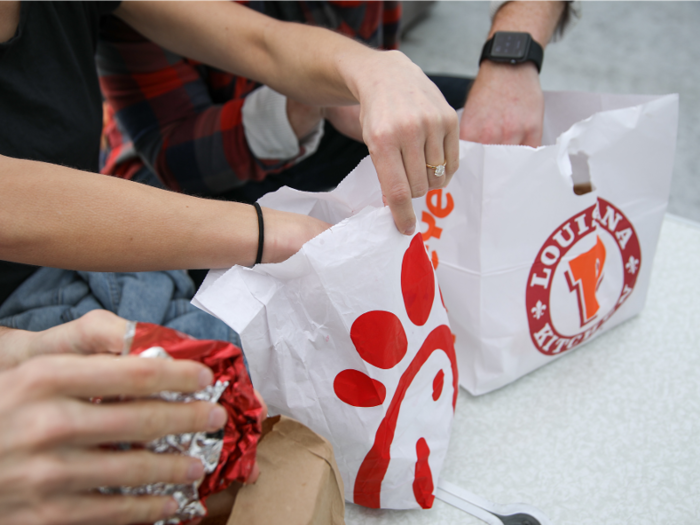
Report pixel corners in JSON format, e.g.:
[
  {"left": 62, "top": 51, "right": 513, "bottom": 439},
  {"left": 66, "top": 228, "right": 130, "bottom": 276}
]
[{"left": 129, "top": 323, "right": 263, "bottom": 497}]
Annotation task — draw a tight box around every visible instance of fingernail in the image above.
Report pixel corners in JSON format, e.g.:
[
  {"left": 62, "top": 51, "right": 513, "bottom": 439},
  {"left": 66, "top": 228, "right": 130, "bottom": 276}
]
[
  {"left": 208, "top": 406, "right": 227, "bottom": 430},
  {"left": 187, "top": 460, "right": 205, "bottom": 482},
  {"left": 405, "top": 224, "right": 416, "bottom": 236},
  {"left": 198, "top": 368, "right": 214, "bottom": 389},
  {"left": 162, "top": 498, "right": 179, "bottom": 518}
]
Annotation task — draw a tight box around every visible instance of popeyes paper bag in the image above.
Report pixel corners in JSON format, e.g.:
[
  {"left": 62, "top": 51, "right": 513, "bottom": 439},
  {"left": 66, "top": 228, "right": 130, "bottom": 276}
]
[
  {"left": 193, "top": 179, "right": 458, "bottom": 510},
  {"left": 414, "top": 91, "right": 678, "bottom": 395}
]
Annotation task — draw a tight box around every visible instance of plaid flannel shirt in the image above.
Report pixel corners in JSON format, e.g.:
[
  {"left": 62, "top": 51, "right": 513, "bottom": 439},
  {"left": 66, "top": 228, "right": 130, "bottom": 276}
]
[{"left": 98, "top": 1, "right": 401, "bottom": 196}]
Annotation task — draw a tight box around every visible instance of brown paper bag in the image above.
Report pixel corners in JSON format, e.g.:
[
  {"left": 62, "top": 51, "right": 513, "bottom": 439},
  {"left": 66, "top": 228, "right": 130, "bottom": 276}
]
[{"left": 202, "top": 416, "right": 345, "bottom": 525}]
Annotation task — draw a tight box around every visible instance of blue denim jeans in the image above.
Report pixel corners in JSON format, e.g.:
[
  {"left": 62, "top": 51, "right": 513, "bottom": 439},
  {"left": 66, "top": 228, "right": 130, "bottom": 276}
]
[{"left": 0, "top": 267, "right": 240, "bottom": 348}]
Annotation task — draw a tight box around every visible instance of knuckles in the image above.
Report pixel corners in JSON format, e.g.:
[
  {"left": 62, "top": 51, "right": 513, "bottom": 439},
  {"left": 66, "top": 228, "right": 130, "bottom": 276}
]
[
  {"left": 22, "top": 455, "right": 70, "bottom": 497},
  {"left": 24, "top": 402, "right": 81, "bottom": 448},
  {"left": 365, "top": 125, "right": 399, "bottom": 151},
  {"left": 408, "top": 177, "right": 429, "bottom": 199},
  {"left": 16, "top": 357, "right": 59, "bottom": 397},
  {"left": 119, "top": 450, "right": 183, "bottom": 486},
  {"left": 383, "top": 184, "right": 412, "bottom": 207},
  {"left": 132, "top": 400, "right": 211, "bottom": 441},
  {"left": 134, "top": 403, "right": 171, "bottom": 440},
  {"left": 73, "top": 310, "right": 121, "bottom": 348},
  {"left": 444, "top": 110, "right": 459, "bottom": 131},
  {"left": 366, "top": 110, "right": 452, "bottom": 150},
  {"left": 126, "top": 359, "right": 167, "bottom": 395}
]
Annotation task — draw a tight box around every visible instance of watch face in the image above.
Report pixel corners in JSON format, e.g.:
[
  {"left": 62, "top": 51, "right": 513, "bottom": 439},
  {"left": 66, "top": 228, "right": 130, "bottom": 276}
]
[{"left": 491, "top": 32, "right": 529, "bottom": 59}]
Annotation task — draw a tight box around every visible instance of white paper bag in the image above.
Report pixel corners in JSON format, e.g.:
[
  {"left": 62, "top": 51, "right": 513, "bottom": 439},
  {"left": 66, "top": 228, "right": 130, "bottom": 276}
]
[
  {"left": 414, "top": 91, "right": 678, "bottom": 395},
  {"left": 193, "top": 174, "right": 458, "bottom": 510}
]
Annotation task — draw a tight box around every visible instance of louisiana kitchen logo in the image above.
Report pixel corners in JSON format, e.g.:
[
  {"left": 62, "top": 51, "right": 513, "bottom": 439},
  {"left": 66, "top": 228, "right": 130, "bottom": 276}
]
[{"left": 526, "top": 198, "right": 642, "bottom": 356}]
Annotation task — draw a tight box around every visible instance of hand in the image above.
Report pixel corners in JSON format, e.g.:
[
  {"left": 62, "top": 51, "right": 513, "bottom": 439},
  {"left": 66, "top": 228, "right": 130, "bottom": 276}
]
[
  {"left": 460, "top": 60, "right": 544, "bottom": 147},
  {"left": 0, "top": 310, "right": 127, "bottom": 370},
  {"left": 0, "top": 353, "right": 229, "bottom": 525},
  {"left": 323, "top": 104, "right": 363, "bottom": 143},
  {"left": 348, "top": 51, "right": 460, "bottom": 236},
  {"left": 286, "top": 98, "right": 323, "bottom": 140},
  {"left": 262, "top": 207, "right": 331, "bottom": 264}
]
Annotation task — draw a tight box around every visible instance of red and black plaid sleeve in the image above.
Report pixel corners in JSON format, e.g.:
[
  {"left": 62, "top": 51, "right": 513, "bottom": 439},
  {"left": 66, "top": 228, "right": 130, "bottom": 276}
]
[{"left": 98, "top": 2, "right": 401, "bottom": 196}]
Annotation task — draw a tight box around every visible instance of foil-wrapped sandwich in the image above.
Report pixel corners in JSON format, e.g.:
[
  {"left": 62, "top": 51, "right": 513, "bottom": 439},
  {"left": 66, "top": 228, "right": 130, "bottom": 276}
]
[{"left": 98, "top": 323, "right": 263, "bottom": 524}]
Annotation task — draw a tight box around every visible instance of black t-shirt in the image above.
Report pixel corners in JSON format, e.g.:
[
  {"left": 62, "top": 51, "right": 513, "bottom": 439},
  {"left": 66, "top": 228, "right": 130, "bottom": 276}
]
[{"left": 0, "top": 1, "right": 120, "bottom": 305}]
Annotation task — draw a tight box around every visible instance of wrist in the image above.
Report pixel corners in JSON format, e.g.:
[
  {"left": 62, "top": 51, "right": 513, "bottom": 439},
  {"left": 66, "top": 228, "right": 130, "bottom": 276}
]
[
  {"left": 478, "top": 58, "right": 539, "bottom": 78},
  {"left": 337, "top": 49, "right": 414, "bottom": 106},
  {"left": 480, "top": 32, "right": 543, "bottom": 73},
  {"left": 488, "top": 1, "right": 566, "bottom": 46}
]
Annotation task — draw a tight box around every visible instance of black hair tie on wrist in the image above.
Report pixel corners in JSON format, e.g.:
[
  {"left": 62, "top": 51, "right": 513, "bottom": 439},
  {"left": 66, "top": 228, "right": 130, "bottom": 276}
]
[{"left": 253, "top": 202, "right": 264, "bottom": 265}]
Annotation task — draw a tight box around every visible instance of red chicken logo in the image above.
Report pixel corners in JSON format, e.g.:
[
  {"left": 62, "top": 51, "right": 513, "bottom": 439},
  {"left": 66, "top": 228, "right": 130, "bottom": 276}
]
[{"left": 332, "top": 234, "right": 458, "bottom": 509}]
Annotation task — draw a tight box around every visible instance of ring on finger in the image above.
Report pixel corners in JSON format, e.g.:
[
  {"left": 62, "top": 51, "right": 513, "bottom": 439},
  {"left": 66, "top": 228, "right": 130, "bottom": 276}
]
[{"left": 426, "top": 161, "right": 447, "bottom": 177}]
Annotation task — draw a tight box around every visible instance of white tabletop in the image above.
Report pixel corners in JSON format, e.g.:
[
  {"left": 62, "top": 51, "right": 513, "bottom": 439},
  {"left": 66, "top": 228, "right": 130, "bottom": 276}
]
[{"left": 346, "top": 216, "right": 700, "bottom": 525}]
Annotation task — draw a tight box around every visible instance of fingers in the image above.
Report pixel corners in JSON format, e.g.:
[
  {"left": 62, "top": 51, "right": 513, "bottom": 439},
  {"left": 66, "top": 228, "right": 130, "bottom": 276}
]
[
  {"left": 402, "top": 140, "right": 430, "bottom": 198},
  {"left": 443, "top": 124, "right": 460, "bottom": 186},
  {"left": 21, "top": 354, "right": 213, "bottom": 400},
  {"left": 26, "top": 398, "right": 227, "bottom": 447},
  {"left": 425, "top": 124, "right": 457, "bottom": 189},
  {"left": 24, "top": 449, "right": 205, "bottom": 495},
  {"left": 69, "top": 310, "right": 129, "bottom": 356},
  {"left": 28, "top": 310, "right": 128, "bottom": 360},
  {"left": 31, "top": 494, "right": 178, "bottom": 525},
  {"left": 369, "top": 144, "right": 416, "bottom": 235},
  {"left": 364, "top": 89, "right": 458, "bottom": 236},
  {"left": 421, "top": 137, "right": 443, "bottom": 190}
]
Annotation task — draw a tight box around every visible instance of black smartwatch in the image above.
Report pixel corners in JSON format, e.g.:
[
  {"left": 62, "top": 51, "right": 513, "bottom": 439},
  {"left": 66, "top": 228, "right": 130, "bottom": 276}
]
[{"left": 480, "top": 31, "right": 544, "bottom": 73}]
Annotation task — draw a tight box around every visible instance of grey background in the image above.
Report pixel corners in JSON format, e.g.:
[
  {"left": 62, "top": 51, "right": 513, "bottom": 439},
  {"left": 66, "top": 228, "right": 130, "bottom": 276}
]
[{"left": 400, "top": 1, "right": 700, "bottom": 223}]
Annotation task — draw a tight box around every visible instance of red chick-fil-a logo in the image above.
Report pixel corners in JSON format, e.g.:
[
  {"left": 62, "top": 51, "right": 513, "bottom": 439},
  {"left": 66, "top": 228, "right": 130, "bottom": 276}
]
[
  {"left": 526, "top": 198, "right": 641, "bottom": 356},
  {"left": 332, "top": 234, "right": 458, "bottom": 509},
  {"left": 420, "top": 189, "right": 455, "bottom": 269}
]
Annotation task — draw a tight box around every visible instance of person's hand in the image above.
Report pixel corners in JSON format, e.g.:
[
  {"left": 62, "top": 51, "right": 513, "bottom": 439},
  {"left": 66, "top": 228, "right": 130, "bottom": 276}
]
[
  {"left": 460, "top": 60, "right": 544, "bottom": 147},
  {"left": 347, "top": 50, "right": 460, "bottom": 236},
  {"left": 286, "top": 98, "right": 323, "bottom": 140},
  {"left": 0, "top": 353, "right": 229, "bottom": 525},
  {"left": 323, "top": 104, "right": 363, "bottom": 143},
  {"left": 0, "top": 310, "right": 128, "bottom": 370},
  {"left": 261, "top": 207, "right": 331, "bottom": 264}
]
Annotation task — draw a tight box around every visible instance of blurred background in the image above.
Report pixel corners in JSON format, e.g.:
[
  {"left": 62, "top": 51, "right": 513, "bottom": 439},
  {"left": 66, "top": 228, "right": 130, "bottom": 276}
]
[{"left": 400, "top": 1, "right": 700, "bottom": 223}]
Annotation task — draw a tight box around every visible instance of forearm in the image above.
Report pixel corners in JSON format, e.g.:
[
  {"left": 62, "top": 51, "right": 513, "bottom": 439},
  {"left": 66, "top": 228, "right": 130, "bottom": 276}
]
[
  {"left": 0, "top": 155, "right": 281, "bottom": 270},
  {"left": 114, "top": 1, "right": 377, "bottom": 107},
  {"left": 489, "top": 1, "right": 566, "bottom": 45}
]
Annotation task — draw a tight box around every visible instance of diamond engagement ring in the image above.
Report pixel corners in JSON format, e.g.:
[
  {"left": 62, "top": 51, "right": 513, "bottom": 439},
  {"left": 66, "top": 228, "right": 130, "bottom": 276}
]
[{"left": 426, "top": 162, "right": 446, "bottom": 177}]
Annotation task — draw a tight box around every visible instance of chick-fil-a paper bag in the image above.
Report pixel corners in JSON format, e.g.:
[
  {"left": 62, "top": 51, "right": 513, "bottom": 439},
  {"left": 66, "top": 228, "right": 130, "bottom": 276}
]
[{"left": 193, "top": 191, "right": 457, "bottom": 510}]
